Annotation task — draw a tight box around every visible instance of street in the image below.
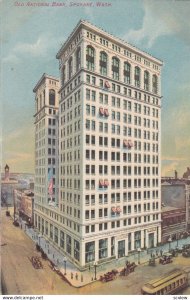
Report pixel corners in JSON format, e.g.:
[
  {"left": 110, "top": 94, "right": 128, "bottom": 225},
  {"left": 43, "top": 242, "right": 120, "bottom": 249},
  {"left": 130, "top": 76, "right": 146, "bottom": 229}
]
[{"left": 1, "top": 207, "right": 190, "bottom": 295}]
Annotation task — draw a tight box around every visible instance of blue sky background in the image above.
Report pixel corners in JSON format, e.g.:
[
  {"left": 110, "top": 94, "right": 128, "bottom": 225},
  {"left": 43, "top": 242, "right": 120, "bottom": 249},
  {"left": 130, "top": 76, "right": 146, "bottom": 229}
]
[{"left": 1, "top": 0, "right": 190, "bottom": 176}]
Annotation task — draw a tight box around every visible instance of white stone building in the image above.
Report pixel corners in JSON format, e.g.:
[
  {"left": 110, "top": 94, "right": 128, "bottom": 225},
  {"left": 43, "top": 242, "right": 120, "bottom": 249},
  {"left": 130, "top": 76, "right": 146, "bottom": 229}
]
[
  {"left": 33, "top": 74, "right": 60, "bottom": 234},
  {"left": 34, "top": 20, "right": 163, "bottom": 268}
]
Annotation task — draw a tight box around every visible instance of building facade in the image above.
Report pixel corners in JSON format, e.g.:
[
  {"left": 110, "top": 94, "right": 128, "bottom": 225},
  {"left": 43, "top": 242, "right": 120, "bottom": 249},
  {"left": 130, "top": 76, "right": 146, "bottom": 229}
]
[
  {"left": 34, "top": 20, "right": 163, "bottom": 268},
  {"left": 13, "top": 189, "right": 34, "bottom": 226},
  {"left": 161, "top": 206, "right": 186, "bottom": 243},
  {"left": 161, "top": 179, "right": 190, "bottom": 231},
  {"left": 33, "top": 74, "right": 60, "bottom": 233}
]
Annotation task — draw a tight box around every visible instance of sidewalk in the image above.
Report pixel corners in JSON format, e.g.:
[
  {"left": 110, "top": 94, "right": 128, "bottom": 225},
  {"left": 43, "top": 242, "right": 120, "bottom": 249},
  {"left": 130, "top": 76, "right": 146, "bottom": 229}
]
[{"left": 18, "top": 217, "right": 190, "bottom": 288}]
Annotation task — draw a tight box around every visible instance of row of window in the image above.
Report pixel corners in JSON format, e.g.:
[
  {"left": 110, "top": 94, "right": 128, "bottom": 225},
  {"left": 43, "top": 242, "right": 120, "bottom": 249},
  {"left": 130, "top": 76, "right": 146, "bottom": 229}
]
[
  {"left": 85, "top": 46, "right": 159, "bottom": 93},
  {"left": 83, "top": 180, "right": 159, "bottom": 191},
  {"left": 86, "top": 74, "right": 160, "bottom": 106},
  {"left": 86, "top": 89, "right": 159, "bottom": 116},
  {"left": 85, "top": 214, "right": 159, "bottom": 234}
]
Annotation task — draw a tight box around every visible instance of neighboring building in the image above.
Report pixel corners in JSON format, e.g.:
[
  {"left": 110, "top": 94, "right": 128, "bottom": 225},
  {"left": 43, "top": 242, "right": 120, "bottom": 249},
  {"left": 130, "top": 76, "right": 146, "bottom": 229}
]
[
  {"left": 161, "top": 206, "right": 186, "bottom": 243},
  {"left": 186, "top": 184, "right": 190, "bottom": 230},
  {"left": 33, "top": 73, "right": 60, "bottom": 208},
  {"left": 1, "top": 165, "right": 19, "bottom": 207},
  {"left": 183, "top": 167, "right": 190, "bottom": 179},
  {"left": 13, "top": 189, "right": 34, "bottom": 226},
  {"left": 161, "top": 179, "right": 190, "bottom": 231},
  {"left": 34, "top": 20, "right": 163, "bottom": 268},
  {"left": 161, "top": 181, "right": 186, "bottom": 209}
]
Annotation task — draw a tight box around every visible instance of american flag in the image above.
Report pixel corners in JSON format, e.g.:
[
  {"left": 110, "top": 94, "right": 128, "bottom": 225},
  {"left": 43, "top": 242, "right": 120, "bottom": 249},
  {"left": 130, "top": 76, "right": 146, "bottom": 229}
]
[{"left": 48, "top": 168, "right": 53, "bottom": 195}]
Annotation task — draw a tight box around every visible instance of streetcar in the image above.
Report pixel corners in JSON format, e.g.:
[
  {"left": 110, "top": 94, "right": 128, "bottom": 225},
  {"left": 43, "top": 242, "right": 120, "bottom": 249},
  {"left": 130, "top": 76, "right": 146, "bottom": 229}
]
[{"left": 141, "top": 269, "right": 188, "bottom": 295}]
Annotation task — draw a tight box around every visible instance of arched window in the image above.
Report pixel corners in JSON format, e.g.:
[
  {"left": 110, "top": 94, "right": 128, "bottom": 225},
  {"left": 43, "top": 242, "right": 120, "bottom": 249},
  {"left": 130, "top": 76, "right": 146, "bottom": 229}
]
[
  {"left": 76, "top": 47, "right": 81, "bottom": 72},
  {"left": 144, "top": 71, "right": 149, "bottom": 91},
  {"left": 100, "top": 51, "right": 107, "bottom": 76},
  {"left": 49, "top": 89, "right": 55, "bottom": 106},
  {"left": 86, "top": 46, "right": 95, "bottom": 71},
  {"left": 112, "top": 57, "right": 120, "bottom": 80},
  {"left": 124, "top": 62, "right": 131, "bottom": 84},
  {"left": 62, "top": 65, "right": 65, "bottom": 85},
  {"left": 134, "top": 66, "right": 141, "bottom": 87},
  {"left": 68, "top": 57, "right": 73, "bottom": 79},
  {"left": 152, "top": 75, "right": 158, "bottom": 94}
]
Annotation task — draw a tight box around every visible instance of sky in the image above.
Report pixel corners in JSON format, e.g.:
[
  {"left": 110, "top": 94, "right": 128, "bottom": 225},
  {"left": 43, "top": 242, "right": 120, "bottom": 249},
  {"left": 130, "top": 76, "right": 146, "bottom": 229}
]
[{"left": 1, "top": 0, "right": 190, "bottom": 176}]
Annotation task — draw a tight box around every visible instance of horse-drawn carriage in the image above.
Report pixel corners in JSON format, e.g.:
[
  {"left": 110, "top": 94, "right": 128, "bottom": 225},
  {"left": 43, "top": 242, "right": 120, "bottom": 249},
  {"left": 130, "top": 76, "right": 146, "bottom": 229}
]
[
  {"left": 31, "top": 256, "right": 43, "bottom": 269},
  {"left": 120, "top": 261, "right": 136, "bottom": 276},
  {"left": 100, "top": 270, "right": 118, "bottom": 282}
]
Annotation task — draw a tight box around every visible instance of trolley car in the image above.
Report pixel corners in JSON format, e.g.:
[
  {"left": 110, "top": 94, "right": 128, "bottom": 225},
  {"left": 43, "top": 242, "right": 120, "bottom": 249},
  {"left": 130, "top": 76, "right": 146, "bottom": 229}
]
[{"left": 141, "top": 269, "right": 188, "bottom": 295}]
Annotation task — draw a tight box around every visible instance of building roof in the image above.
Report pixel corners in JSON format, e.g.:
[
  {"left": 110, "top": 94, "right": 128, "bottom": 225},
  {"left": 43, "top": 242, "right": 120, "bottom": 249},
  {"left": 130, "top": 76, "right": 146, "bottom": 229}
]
[
  {"left": 161, "top": 181, "right": 172, "bottom": 186},
  {"left": 33, "top": 73, "right": 59, "bottom": 93},
  {"left": 161, "top": 206, "right": 183, "bottom": 212},
  {"left": 56, "top": 19, "right": 163, "bottom": 65}
]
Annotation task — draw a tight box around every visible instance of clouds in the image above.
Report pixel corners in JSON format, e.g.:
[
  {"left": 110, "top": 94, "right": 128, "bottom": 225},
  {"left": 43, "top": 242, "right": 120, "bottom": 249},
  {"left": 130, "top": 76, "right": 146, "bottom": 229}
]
[
  {"left": 2, "top": 126, "right": 35, "bottom": 173},
  {"left": 124, "top": 0, "right": 190, "bottom": 48},
  {"left": 14, "top": 36, "right": 48, "bottom": 57},
  {"left": 2, "top": 32, "right": 65, "bottom": 67}
]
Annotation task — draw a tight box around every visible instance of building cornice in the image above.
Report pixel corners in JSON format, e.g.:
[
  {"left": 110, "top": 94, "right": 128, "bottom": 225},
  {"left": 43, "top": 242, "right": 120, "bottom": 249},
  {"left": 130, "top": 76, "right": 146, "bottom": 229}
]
[
  {"left": 56, "top": 19, "right": 163, "bottom": 66},
  {"left": 33, "top": 73, "right": 59, "bottom": 93}
]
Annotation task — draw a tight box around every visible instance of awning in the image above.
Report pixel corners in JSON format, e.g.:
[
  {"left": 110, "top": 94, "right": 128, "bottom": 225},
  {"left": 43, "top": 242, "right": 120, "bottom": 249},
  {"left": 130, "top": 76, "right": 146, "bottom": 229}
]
[
  {"left": 104, "top": 180, "right": 109, "bottom": 186},
  {"left": 123, "top": 139, "right": 128, "bottom": 147},
  {"left": 116, "top": 206, "right": 121, "bottom": 212},
  {"left": 128, "top": 140, "right": 133, "bottom": 147},
  {"left": 99, "top": 180, "right": 104, "bottom": 187},
  {"left": 104, "top": 109, "right": 109, "bottom": 117},
  {"left": 99, "top": 107, "right": 104, "bottom": 115},
  {"left": 105, "top": 81, "right": 110, "bottom": 88}
]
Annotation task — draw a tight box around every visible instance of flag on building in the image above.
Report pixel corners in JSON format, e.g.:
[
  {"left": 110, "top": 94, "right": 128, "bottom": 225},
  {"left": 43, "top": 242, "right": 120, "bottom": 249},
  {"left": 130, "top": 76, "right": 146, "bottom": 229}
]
[{"left": 48, "top": 168, "right": 53, "bottom": 195}]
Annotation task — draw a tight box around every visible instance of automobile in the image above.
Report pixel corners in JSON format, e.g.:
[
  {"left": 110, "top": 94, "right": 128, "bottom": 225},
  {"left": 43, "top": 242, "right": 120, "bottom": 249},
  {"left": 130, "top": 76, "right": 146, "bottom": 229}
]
[
  {"left": 175, "top": 246, "right": 183, "bottom": 253},
  {"left": 182, "top": 249, "right": 190, "bottom": 257},
  {"left": 159, "top": 253, "right": 173, "bottom": 265},
  {"left": 13, "top": 220, "right": 19, "bottom": 227}
]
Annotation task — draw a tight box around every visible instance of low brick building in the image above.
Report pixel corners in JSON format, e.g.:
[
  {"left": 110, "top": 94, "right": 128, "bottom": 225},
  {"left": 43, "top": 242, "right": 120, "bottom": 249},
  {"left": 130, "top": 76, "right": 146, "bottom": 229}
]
[
  {"left": 13, "top": 189, "right": 34, "bottom": 226},
  {"left": 161, "top": 206, "right": 186, "bottom": 243}
]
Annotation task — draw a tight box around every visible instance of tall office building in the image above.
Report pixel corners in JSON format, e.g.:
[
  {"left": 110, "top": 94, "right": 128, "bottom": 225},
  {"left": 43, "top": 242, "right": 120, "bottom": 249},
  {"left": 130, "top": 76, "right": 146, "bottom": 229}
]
[
  {"left": 33, "top": 74, "right": 60, "bottom": 233},
  {"left": 34, "top": 20, "right": 163, "bottom": 268}
]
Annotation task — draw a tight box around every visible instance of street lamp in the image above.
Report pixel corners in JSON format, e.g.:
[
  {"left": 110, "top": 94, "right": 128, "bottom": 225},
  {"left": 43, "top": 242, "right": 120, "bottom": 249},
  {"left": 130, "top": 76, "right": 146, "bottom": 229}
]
[
  {"left": 137, "top": 248, "right": 141, "bottom": 264},
  {"left": 168, "top": 236, "right": 172, "bottom": 251},
  {"left": 94, "top": 261, "right": 97, "bottom": 280},
  {"left": 64, "top": 258, "right": 67, "bottom": 275},
  {"left": 176, "top": 233, "right": 179, "bottom": 248},
  {"left": 38, "top": 234, "right": 42, "bottom": 247}
]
